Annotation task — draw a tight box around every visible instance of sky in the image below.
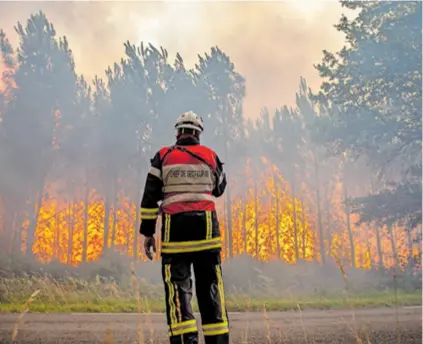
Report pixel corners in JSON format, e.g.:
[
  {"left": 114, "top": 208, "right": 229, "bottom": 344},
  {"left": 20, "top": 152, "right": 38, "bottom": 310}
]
[{"left": 0, "top": 0, "right": 349, "bottom": 119}]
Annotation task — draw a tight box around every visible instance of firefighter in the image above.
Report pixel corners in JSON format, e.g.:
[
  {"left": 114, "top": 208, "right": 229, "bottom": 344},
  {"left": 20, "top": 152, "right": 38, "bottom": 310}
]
[{"left": 139, "top": 111, "right": 229, "bottom": 344}]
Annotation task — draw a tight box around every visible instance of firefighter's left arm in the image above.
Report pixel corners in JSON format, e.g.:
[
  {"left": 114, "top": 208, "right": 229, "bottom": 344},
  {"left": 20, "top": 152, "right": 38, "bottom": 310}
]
[
  {"left": 212, "top": 154, "right": 227, "bottom": 198},
  {"left": 139, "top": 152, "right": 163, "bottom": 237}
]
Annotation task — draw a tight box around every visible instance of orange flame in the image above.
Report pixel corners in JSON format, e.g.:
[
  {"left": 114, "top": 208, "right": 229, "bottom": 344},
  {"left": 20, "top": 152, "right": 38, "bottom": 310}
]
[{"left": 4, "top": 155, "right": 416, "bottom": 269}]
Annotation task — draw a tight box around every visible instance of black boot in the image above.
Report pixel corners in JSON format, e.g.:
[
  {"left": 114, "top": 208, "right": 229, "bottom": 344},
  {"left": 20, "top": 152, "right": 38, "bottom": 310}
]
[
  {"left": 204, "top": 333, "right": 230, "bottom": 344},
  {"left": 170, "top": 332, "right": 199, "bottom": 344}
]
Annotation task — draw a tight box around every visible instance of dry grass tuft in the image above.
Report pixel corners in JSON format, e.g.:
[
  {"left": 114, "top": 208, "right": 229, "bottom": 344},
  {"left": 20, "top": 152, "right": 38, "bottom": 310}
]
[
  {"left": 11, "top": 289, "right": 40, "bottom": 341},
  {"left": 334, "top": 255, "right": 362, "bottom": 344},
  {"left": 392, "top": 266, "right": 402, "bottom": 344},
  {"left": 241, "top": 297, "right": 251, "bottom": 344},
  {"left": 262, "top": 304, "right": 271, "bottom": 344},
  {"left": 144, "top": 296, "right": 155, "bottom": 344},
  {"left": 296, "top": 304, "right": 309, "bottom": 344},
  {"left": 131, "top": 262, "right": 145, "bottom": 344},
  {"left": 105, "top": 326, "right": 115, "bottom": 344}
]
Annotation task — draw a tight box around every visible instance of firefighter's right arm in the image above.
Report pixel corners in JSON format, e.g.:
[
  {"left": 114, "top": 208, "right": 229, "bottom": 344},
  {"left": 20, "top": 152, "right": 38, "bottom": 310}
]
[
  {"left": 212, "top": 154, "right": 227, "bottom": 198},
  {"left": 139, "top": 151, "right": 163, "bottom": 237}
]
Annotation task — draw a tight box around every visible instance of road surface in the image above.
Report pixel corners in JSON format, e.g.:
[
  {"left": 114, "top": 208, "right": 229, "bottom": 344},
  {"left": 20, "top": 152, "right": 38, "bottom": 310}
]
[{"left": 0, "top": 307, "right": 421, "bottom": 343}]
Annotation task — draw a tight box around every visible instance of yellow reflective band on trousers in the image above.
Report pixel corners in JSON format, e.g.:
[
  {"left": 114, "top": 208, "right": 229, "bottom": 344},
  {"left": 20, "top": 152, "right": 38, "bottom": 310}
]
[
  {"left": 164, "top": 264, "right": 178, "bottom": 326},
  {"left": 174, "top": 284, "right": 182, "bottom": 322},
  {"left": 140, "top": 207, "right": 159, "bottom": 220},
  {"left": 168, "top": 319, "right": 198, "bottom": 336},
  {"left": 202, "top": 321, "right": 229, "bottom": 336},
  {"left": 205, "top": 210, "right": 212, "bottom": 239},
  {"left": 216, "top": 264, "right": 228, "bottom": 326},
  {"left": 163, "top": 213, "right": 171, "bottom": 242},
  {"left": 161, "top": 237, "right": 222, "bottom": 254}
]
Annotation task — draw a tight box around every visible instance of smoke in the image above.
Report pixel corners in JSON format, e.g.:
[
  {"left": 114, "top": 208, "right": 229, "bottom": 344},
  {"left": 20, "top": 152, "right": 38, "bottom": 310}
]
[
  {"left": 0, "top": 2, "right": 419, "bottom": 296},
  {"left": 0, "top": 0, "right": 346, "bottom": 118}
]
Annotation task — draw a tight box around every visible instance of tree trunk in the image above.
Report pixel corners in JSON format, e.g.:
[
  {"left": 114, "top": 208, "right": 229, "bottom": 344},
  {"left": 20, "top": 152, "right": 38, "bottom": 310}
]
[
  {"left": 4, "top": 208, "right": 16, "bottom": 252},
  {"left": 223, "top": 136, "right": 232, "bottom": 258},
  {"left": 388, "top": 223, "right": 399, "bottom": 268},
  {"left": 254, "top": 180, "right": 259, "bottom": 259},
  {"left": 370, "top": 177, "right": 383, "bottom": 268},
  {"left": 110, "top": 177, "right": 118, "bottom": 249},
  {"left": 290, "top": 178, "right": 299, "bottom": 262},
  {"left": 343, "top": 177, "right": 356, "bottom": 268},
  {"left": 55, "top": 211, "right": 60, "bottom": 261},
  {"left": 301, "top": 198, "right": 307, "bottom": 259},
  {"left": 103, "top": 195, "right": 111, "bottom": 252},
  {"left": 275, "top": 186, "right": 280, "bottom": 260},
  {"left": 82, "top": 177, "right": 89, "bottom": 262},
  {"left": 15, "top": 209, "right": 26, "bottom": 253},
  {"left": 103, "top": 167, "right": 118, "bottom": 255},
  {"left": 243, "top": 198, "right": 247, "bottom": 254},
  {"left": 225, "top": 188, "right": 233, "bottom": 258},
  {"left": 270, "top": 166, "right": 280, "bottom": 259},
  {"left": 406, "top": 223, "right": 413, "bottom": 264},
  {"left": 111, "top": 204, "right": 117, "bottom": 250},
  {"left": 25, "top": 181, "right": 45, "bottom": 257},
  {"left": 67, "top": 199, "right": 73, "bottom": 265},
  {"left": 375, "top": 224, "right": 384, "bottom": 268},
  {"left": 417, "top": 226, "right": 422, "bottom": 259},
  {"left": 313, "top": 150, "right": 325, "bottom": 264},
  {"left": 268, "top": 193, "right": 273, "bottom": 259},
  {"left": 324, "top": 183, "right": 333, "bottom": 252},
  {"left": 365, "top": 224, "right": 373, "bottom": 269}
]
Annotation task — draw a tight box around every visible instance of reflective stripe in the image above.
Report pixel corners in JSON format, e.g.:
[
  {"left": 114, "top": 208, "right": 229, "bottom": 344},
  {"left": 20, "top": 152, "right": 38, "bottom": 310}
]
[
  {"left": 169, "top": 319, "right": 198, "bottom": 336},
  {"left": 161, "top": 237, "right": 222, "bottom": 254},
  {"left": 141, "top": 208, "right": 159, "bottom": 213},
  {"left": 140, "top": 207, "right": 159, "bottom": 220},
  {"left": 162, "top": 163, "right": 215, "bottom": 185},
  {"left": 163, "top": 213, "right": 171, "bottom": 242},
  {"left": 148, "top": 166, "right": 162, "bottom": 179},
  {"left": 141, "top": 214, "right": 158, "bottom": 220},
  {"left": 206, "top": 211, "right": 212, "bottom": 240},
  {"left": 202, "top": 321, "right": 229, "bottom": 336},
  {"left": 164, "top": 265, "right": 177, "bottom": 326},
  {"left": 162, "top": 193, "right": 215, "bottom": 206},
  {"left": 216, "top": 265, "right": 228, "bottom": 323},
  {"left": 163, "top": 184, "right": 214, "bottom": 193},
  {"left": 170, "top": 319, "right": 196, "bottom": 329},
  {"left": 175, "top": 284, "right": 182, "bottom": 322},
  {"left": 218, "top": 171, "right": 225, "bottom": 185}
]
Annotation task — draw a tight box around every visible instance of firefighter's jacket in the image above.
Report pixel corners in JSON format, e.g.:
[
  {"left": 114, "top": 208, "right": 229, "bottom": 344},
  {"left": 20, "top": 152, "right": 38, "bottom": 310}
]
[{"left": 139, "top": 136, "right": 227, "bottom": 254}]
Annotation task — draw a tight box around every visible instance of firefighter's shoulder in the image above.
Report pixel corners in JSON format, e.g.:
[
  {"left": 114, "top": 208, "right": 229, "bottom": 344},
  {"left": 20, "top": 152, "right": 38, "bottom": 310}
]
[
  {"left": 148, "top": 146, "right": 170, "bottom": 164},
  {"left": 200, "top": 145, "right": 223, "bottom": 163},
  {"left": 157, "top": 145, "right": 173, "bottom": 159},
  {"left": 197, "top": 144, "right": 218, "bottom": 156},
  {"left": 147, "top": 147, "right": 166, "bottom": 171}
]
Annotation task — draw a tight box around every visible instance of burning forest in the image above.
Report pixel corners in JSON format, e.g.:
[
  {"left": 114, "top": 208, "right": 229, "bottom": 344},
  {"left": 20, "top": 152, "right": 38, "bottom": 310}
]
[
  {"left": 0, "top": 3, "right": 421, "bottom": 276},
  {"left": 0, "top": 4, "right": 422, "bottom": 343}
]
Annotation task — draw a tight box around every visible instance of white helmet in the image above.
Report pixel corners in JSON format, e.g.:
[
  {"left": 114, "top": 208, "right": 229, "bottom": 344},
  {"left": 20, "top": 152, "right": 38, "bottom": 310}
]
[{"left": 175, "top": 111, "right": 204, "bottom": 134}]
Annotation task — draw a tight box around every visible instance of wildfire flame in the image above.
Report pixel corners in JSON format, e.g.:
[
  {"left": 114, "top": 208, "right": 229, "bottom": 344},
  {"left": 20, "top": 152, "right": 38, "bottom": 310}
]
[{"left": 0, "top": 156, "right": 419, "bottom": 269}]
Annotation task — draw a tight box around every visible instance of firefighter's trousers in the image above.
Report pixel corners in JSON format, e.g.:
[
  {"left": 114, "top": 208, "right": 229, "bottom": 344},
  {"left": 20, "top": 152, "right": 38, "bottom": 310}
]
[{"left": 161, "top": 250, "right": 229, "bottom": 344}]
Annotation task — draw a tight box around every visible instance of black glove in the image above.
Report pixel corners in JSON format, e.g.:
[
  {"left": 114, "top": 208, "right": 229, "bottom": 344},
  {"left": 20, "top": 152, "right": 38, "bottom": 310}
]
[
  {"left": 143, "top": 236, "right": 156, "bottom": 260},
  {"left": 140, "top": 220, "right": 155, "bottom": 237}
]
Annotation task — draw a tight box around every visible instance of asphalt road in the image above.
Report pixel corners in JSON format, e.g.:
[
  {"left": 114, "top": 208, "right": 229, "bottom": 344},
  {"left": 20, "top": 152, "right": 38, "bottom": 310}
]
[{"left": 0, "top": 307, "right": 421, "bottom": 343}]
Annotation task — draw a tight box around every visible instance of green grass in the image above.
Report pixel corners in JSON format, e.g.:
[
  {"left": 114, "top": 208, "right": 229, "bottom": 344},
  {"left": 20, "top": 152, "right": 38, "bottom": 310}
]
[
  {"left": 1, "top": 274, "right": 421, "bottom": 314},
  {"left": 1, "top": 287, "right": 421, "bottom": 313}
]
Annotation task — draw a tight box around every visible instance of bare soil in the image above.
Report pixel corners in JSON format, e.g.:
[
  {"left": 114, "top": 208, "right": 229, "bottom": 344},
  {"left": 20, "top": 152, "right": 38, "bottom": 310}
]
[{"left": 0, "top": 307, "right": 421, "bottom": 344}]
